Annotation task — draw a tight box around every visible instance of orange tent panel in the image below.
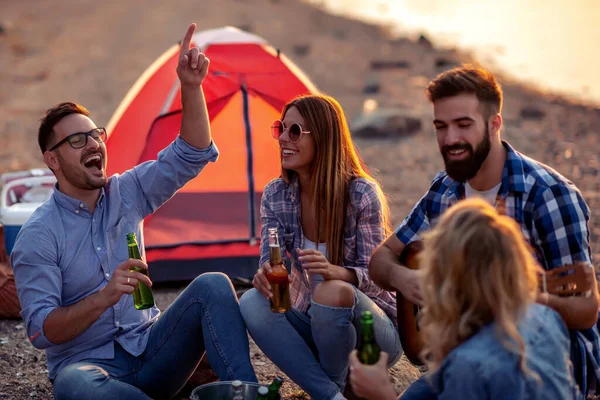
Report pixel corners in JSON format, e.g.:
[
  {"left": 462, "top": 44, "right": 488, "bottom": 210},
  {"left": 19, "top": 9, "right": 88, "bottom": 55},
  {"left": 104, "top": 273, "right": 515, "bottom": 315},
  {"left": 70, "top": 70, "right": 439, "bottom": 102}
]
[{"left": 104, "top": 27, "right": 318, "bottom": 282}]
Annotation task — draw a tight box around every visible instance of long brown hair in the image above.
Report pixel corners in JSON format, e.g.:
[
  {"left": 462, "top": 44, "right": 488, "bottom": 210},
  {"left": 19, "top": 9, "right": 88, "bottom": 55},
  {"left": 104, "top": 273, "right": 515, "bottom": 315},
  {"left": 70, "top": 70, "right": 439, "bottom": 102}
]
[
  {"left": 419, "top": 198, "right": 540, "bottom": 379},
  {"left": 280, "top": 94, "right": 392, "bottom": 266}
]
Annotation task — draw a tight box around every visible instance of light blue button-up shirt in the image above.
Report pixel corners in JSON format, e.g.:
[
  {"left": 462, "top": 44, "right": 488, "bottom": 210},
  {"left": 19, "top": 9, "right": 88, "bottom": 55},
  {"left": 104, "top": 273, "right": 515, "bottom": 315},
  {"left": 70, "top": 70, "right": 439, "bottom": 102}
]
[{"left": 10, "top": 136, "right": 219, "bottom": 380}]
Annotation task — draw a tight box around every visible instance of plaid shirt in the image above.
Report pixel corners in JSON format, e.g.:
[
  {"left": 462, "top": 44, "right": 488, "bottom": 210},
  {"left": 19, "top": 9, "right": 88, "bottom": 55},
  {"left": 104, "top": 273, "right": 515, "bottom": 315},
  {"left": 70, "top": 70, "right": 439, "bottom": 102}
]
[
  {"left": 395, "top": 141, "right": 598, "bottom": 395},
  {"left": 259, "top": 177, "right": 397, "bottom": 326}
]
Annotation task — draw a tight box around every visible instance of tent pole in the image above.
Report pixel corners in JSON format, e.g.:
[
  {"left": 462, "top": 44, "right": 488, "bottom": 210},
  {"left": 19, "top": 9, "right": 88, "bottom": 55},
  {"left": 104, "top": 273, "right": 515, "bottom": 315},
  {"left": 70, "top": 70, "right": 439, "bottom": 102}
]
[{"left": 240, "top": 83, "right": 257, "bottom": 242}]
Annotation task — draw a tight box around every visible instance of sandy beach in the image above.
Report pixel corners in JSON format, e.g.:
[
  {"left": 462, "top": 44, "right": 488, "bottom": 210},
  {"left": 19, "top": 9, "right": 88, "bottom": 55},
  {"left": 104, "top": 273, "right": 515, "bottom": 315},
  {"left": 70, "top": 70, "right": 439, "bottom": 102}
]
[{"left": 1, "top": 0, "right": 599, "bottom": 398}]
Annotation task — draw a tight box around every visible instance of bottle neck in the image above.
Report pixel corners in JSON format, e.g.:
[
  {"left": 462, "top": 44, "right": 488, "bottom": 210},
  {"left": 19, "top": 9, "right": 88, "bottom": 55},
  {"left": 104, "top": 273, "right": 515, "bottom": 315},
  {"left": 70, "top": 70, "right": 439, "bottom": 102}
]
[
  {"left": 361, "top": 322, "right": 375, "bottom": 342},
  {"left": 269, "top": 244, "right": 283, "bottom": 266},
  {"left": 269, "top": 381, "right": 282, "bottom": 392},
  {"left": 128, "top": 243, "right": 141, "bottom": 259}
]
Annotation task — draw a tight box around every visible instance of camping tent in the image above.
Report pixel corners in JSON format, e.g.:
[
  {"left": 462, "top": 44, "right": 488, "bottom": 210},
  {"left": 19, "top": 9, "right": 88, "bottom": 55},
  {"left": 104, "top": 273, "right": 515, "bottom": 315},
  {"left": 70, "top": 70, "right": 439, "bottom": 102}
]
[{"left": 105, "top": 26, "right": 319, "bottom": 282}]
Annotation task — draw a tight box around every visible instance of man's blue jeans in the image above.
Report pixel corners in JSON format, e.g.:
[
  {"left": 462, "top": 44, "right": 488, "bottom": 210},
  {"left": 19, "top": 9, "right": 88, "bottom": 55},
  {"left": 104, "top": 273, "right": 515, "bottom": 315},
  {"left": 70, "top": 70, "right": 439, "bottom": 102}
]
[{"left": 52, "top": 272, "right": 257, "bottom": 399}]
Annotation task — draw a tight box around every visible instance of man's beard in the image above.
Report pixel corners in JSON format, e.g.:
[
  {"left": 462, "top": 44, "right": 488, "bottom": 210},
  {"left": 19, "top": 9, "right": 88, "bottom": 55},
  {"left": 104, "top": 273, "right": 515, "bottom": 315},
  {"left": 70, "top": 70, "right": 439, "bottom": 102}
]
[
  {"left": 58, "top": 152, "right": 107, "bottom": 190},
  {"left": 441, "top": 124, "right": 491, "bottom": 183}
]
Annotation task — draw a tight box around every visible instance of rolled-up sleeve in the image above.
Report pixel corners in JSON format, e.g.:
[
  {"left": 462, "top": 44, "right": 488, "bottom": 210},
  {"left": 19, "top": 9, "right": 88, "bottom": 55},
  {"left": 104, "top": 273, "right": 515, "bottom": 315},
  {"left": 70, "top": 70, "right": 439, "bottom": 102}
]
[
  {"left": 10, "top": 223, "right": 61, "bottom": 349},
  {"left": 394, "top": 194, "right": 430, "bottom": 246},
  {"left": 118, "top": 136, "right": 219, "bottom": 218},
  {"left": 533, "top": 184, "right": 592, "bottom": 270}
]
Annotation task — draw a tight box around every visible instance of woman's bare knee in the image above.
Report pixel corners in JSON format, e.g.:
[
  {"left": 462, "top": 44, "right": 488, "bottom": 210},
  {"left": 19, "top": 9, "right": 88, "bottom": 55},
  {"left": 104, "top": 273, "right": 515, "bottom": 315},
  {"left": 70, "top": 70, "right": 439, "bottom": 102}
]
[{"left": 312, "top": 280, "right": 354, "bottom": 308}]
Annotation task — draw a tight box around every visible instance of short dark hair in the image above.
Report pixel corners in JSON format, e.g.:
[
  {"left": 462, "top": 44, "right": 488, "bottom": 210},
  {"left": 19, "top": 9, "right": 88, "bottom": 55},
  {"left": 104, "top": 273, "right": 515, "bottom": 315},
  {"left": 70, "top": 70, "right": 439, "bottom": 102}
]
[
  {"left": 38, "top": 102, "right": 90, "bottom": 153},
  {"left": 425, "top": 64, "right": 503, "bottom": 119}
]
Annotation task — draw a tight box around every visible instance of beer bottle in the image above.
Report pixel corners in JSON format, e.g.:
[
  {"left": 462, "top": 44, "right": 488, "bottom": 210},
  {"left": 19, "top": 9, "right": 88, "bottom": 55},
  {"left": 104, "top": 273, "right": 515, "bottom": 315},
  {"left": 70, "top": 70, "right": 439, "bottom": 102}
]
[
  {"left": 266, "top": 376, "right": 284, "bottom": 400},
  {"left": 256, "top": 386, "right": 268, "bottom": 400},
  {"left": 126, "top": 233, "right": 154, "bottom": 310},
  {"left": 266, "top": 228, "right": 291, "bottom": 313},
  {"left": 357, "top": 311, "right": 381, "bottom": 364}
]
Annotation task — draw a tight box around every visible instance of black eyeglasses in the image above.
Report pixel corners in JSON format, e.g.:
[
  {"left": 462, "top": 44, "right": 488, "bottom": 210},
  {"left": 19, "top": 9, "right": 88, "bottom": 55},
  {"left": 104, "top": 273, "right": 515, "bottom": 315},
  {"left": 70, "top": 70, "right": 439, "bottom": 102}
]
[
  {"left": 271, "top": 120, "right": 310, "bottom": 143},
  {"left": 47, "top": 127, "right": 107, "bottom": 152}
]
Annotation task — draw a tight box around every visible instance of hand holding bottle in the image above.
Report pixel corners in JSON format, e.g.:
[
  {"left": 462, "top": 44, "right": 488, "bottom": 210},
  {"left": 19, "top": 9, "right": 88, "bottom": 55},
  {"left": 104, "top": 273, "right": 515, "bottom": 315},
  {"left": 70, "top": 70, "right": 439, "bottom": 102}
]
[
  {"left": 99, "top": 260, "right": 152, "bottom": 308},
  {"left": 349, "top": 350, "right": 397, "bottom": 400},
  {"left": 253, "top": 261, "right": 274, "bottom": 299}
]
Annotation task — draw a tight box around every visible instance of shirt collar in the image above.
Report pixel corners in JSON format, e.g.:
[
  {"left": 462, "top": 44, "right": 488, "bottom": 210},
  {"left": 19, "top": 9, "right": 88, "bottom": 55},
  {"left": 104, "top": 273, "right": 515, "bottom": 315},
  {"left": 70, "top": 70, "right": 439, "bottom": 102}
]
[
  {"left": 52, "top": 183, "right": 106, "bottom": 214},
  {"left": 499, "top": 141, "right": 526, "bottom": 194},
  {"left": 285, "top": 175, "right": 300, "bottom": 203}
]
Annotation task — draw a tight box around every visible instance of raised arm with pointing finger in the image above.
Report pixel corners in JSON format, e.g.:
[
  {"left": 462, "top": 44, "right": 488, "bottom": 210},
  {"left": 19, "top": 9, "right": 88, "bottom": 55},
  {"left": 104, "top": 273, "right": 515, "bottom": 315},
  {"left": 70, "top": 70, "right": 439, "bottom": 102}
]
[
  {"left": 177, "top": 23, "right": 212, "bottom": 150},
  {"left": 11, "top": 23, "right": 257, "bottom": 400}
]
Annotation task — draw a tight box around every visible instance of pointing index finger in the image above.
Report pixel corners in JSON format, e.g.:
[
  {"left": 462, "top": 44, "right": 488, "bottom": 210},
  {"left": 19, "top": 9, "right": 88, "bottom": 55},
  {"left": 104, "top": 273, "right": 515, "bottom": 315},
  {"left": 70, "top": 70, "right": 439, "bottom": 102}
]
[{"left": 180, "top": 23, "right": 196, "bottom": 57}]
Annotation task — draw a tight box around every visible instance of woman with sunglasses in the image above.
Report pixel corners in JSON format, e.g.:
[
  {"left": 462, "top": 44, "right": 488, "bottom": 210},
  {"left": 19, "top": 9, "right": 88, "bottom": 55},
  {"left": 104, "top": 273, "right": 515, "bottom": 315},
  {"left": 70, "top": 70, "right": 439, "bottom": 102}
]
[{"left": 239, "top": 94, "right": 402, "bottom": 400}]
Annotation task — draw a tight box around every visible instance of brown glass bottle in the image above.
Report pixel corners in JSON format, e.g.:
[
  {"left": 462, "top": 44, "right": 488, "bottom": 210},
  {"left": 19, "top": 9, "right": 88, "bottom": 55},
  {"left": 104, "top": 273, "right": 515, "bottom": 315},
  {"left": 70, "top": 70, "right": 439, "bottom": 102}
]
[{"left": 266, "top": 228, "right": 291, "bottom": 313}]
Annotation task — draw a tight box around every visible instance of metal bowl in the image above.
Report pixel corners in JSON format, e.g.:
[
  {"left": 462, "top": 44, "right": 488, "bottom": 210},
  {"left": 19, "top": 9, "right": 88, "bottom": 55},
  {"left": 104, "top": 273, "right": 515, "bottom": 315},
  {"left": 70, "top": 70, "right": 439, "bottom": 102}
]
[{"left": 190, "top": 381, "right": 281, "bottom": 400}]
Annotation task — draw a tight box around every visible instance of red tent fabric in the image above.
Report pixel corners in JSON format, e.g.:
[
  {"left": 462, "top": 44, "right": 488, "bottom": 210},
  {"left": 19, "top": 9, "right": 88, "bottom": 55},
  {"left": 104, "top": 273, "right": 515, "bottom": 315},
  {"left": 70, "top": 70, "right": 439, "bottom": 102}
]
[{"left": 105, "top": 26, "right": 319, "bottom": 282}]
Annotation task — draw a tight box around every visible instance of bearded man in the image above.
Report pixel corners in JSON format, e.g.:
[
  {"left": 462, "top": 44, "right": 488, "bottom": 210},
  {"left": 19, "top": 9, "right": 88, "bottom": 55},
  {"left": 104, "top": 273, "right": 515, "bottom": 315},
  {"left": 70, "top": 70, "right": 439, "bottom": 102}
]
[{"left": 368, "top": 65, "right": 599, "bottom": 397}]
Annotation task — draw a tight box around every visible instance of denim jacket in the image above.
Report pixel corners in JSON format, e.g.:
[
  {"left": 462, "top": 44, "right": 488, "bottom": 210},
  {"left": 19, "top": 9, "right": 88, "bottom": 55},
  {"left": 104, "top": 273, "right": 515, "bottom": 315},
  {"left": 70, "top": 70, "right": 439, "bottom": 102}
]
[{"left": 430, "top": 303, "right": 583, "bottom": 399}]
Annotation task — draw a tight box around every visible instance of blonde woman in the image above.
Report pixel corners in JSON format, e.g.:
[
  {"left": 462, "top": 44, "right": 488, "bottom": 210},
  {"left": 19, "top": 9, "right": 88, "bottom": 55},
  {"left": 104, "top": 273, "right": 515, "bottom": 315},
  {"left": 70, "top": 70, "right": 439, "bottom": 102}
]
[
  {"left": 239, "top": 94, "right": 401, "bottom": 400},
  {"left": 349, "top": 198, "right": 584, "bottom": 400}
]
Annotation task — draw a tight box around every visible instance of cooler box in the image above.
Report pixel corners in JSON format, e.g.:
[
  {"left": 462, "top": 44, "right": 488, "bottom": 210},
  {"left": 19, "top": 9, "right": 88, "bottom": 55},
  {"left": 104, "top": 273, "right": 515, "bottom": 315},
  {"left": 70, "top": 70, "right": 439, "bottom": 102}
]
[{"left": 0, "top": 173, "right": 56, "bottom": 256}]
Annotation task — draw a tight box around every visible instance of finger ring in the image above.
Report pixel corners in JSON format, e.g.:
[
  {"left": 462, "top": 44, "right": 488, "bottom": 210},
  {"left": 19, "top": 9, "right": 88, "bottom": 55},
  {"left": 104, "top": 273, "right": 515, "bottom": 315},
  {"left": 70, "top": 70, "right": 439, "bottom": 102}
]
[{"left": 127, "top": 277, "right": 130, "bottom": 284}]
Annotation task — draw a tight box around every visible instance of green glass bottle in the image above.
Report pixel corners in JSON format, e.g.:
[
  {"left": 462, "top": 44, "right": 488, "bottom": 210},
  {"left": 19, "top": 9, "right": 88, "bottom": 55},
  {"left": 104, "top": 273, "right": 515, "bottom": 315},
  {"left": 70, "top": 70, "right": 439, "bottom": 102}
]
[
  {"left": 357, "top": 310, "right": 381, "bottom": 364},
  {"left": 126, "top": 233, "right": 154, "bottom": 310},
  {"left": 256, "top": 386, "right": 269, "bottom": 400},
  {"left": 266, "top": 376, "right": 284, "bottom": 400}
]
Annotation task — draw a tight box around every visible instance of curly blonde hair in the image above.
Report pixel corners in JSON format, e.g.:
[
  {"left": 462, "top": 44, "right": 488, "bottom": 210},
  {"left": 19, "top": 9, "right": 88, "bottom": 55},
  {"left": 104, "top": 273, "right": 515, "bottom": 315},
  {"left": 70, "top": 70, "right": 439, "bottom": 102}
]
[{"left": 419, "top": 198, "right": 541, "bottom": 378}]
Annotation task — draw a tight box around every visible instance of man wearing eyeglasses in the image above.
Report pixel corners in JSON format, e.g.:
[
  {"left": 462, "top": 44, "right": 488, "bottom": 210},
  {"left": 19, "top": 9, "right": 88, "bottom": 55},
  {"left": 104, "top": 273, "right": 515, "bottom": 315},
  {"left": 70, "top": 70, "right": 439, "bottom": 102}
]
[{"left": 10, "top": 23, "right": 257, "bottom": 400}]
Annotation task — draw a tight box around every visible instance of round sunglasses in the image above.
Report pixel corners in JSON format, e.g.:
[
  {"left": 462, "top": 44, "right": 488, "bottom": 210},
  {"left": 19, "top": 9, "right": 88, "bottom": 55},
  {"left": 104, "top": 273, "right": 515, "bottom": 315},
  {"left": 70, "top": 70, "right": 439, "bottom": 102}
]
[{"left": 271, "top": 120, "right": 310, "bottom": 143}]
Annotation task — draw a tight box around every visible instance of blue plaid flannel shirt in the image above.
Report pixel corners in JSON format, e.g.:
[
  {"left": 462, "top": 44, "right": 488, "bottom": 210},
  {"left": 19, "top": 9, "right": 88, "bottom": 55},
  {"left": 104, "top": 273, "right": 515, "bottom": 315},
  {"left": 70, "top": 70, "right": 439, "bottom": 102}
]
[{"left": 395, "top": 141, "right": 599, "bottom": 396}]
